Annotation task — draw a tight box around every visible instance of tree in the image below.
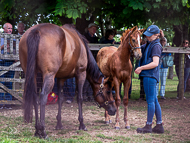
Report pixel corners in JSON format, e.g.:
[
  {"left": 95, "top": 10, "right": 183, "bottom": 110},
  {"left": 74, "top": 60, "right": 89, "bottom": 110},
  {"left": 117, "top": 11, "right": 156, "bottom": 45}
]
[
  {"left": 1, "top": 0, "right": 190, "bottom": 44},
  {"left": 0, "top": 0, "right": 61, "bottom": 31},
  {"left": 125, "top": 0, "right": 190, "bottom": 45}
]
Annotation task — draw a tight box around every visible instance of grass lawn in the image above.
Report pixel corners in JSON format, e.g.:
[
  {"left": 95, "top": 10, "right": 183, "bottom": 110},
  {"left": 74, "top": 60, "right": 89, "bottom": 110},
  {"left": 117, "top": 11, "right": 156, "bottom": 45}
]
[
  {"left": 1, "top": 68, "right": 190, "bottom": 143},
  {"left": 121, "top": 71, "right": 190, "bottom": 100}
]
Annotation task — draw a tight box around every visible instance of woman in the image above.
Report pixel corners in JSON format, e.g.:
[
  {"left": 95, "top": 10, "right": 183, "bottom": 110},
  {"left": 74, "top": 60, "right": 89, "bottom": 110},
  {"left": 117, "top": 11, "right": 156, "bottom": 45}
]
[
  {"left": 101, "top": 29, "right": 120, "bottom": 44},
  {"left": 184, "top": 42, "right": 190, "bottom": 93},
  {"left": 156, "top": 37, "right": 171, "bottom": 99},
  {"left": 135, "top": 25, "right": 164, "bottom": 134}
]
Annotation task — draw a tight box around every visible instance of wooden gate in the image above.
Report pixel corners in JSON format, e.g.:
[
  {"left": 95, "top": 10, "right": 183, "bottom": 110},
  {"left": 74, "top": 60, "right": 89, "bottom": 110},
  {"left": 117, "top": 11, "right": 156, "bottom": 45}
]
[{"left": 0, "top": 33, "right": 23, "bottom": 105}]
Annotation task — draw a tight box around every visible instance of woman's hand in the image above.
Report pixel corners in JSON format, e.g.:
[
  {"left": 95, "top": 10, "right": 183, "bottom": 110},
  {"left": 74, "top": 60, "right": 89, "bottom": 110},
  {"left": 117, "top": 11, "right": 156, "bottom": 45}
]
[
  {"left": 135, "top": 56, "right": 159, "bottom": 75},
  {"left": 135, "top": 67, "right": 142, "bottom": 75},
  {"left": 160, "top": 29, "right": 164, "bottom": 38}
]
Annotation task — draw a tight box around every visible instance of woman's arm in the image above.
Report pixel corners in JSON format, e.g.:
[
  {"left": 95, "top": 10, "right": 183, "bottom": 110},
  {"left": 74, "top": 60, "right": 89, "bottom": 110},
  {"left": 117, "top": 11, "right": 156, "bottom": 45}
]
[{"left": 135, "top": 56, "right": 160, "bottom": 74}]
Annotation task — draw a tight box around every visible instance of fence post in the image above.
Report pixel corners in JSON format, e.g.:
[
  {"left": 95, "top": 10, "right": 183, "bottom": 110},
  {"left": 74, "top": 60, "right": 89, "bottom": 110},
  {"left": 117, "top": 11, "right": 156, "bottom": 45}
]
[
  {"left": 167, "top": 54, "right": 174, "bottom": 79},
  {"left": 178, "top": 53, "right": 184, "bottom": 100}
]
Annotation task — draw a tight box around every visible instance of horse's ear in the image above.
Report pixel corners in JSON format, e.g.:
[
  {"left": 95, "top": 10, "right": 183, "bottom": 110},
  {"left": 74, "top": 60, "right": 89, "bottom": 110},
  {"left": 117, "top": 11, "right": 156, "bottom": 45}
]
[
  {"left": 103, "top": 77, "right": 112, "bottom": 88},
  {"left": 139, "top": 28, "right": 145, "bottom": 35},
  {"left": 120, "top": 29, "right": 128, "bottom": 42},
  {"left": 131, "top": 26, "right": 138, "bottom": 33}
]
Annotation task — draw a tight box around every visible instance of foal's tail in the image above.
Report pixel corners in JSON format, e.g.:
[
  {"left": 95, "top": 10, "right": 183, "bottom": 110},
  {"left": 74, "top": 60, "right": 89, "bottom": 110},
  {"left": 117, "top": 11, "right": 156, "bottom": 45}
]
[{"left": 24, "top": 29, "right": 40, "bottom": 123}]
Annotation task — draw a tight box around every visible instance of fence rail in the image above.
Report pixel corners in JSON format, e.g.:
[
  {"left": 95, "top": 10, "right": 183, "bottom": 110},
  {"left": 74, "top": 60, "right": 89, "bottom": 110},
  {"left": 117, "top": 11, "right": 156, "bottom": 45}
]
[{"left": 0, "top": 33, "right": 189, "bottom": 104}]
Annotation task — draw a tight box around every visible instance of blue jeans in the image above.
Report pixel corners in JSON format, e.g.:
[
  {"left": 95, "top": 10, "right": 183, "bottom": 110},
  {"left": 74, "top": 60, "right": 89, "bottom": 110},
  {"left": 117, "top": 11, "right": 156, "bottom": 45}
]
[
  {"left": 175, "top": 66, "right": 190, "bottom": 94},
  {"left": 143, "top": 77, "right": 162, "bottom": 124},
  {"left": 52, "top": 78, "right": 75, "bottom": 101},
  {"left": 83, "top": 80, "right": 93, "bottom": 98},
  {"left": 184, "top": 68, "right": 190, "bottom": 92},
  {"left": 63, "top": 78, "right": 75, "bottom": 101},
  {"left": 156, "top": 68, "right": 168, "bottom": 97}
]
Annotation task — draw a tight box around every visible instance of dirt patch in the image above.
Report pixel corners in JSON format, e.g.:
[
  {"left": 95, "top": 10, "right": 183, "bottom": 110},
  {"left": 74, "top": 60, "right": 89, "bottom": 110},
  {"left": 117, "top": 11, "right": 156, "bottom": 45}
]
[{"left": 0, "top": 98, "right": 190, "bottom": 142}]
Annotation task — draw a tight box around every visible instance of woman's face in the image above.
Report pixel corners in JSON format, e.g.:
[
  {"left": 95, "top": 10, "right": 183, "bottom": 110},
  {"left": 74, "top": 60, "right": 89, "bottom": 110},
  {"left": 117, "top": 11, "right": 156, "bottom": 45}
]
[
  {"left": 108, "top": 34, "right": 114, "bottom": 40},
  {"left": 146, "top": 34, "right": 159, "bottom": 42},
  {"left": 160, "top": 39, "right": 166, "bottom": 46},
  {"left": 183, "top": 40, "right": 189, "bottom": 47}
]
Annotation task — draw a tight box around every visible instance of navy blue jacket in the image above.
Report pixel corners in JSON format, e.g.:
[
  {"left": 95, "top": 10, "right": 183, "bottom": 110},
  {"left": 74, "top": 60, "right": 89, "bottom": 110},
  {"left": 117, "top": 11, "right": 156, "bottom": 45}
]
[{"left": 139, "top": 39, "right": 162, "bottom": 82}]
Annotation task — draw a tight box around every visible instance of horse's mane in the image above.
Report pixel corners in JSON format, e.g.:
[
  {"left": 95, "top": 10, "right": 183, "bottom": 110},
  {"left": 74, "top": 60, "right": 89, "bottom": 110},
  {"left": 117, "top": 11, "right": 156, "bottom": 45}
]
[
  {"left": 120, "top": 29, "right": 131, "bottom": 43},
  {"left": 62, "top": 24, "right": 103, "bottom": 82}
]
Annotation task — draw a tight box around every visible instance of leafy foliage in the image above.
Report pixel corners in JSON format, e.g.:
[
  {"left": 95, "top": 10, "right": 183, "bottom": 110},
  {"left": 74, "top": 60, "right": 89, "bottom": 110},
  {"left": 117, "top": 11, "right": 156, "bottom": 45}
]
[
  {"left": 0, "top": 0, "right": 190, "bottom": 43},
  {"left": 54, "top": 0, "right": 88, "bottom": 19}
]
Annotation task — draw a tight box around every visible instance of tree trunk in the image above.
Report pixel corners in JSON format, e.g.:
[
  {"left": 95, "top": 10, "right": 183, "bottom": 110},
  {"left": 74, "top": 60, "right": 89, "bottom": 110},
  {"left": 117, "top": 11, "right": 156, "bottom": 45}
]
[
  {"left": 173, "top": 25, "right": 183, "bottom": 47},
  {"left": 58, "top": 16, "right": 73, "bottom": 25},
  {"left": 167, "top": 66, "right": 173, "bottom": 79},
  {"left": 183, "top": 23, "right": 189, "bottom": 40},
  {"left": 58, "top": 14, "right": 96, "bottom": 35},
  {"left": 105, "top": 16, "right": 111, "bottom": 30},
  {"left": 171, "top": 25, "right": 183, "bottom": 80},
  {"left": 99, "top": 14, "right": 104, "bottom": 37},
  {"left": 179, "top": 53, "right": 184, "bottom": 100},
  {"left": 172, "top": 23, "right": 189, "bottom": 100}
]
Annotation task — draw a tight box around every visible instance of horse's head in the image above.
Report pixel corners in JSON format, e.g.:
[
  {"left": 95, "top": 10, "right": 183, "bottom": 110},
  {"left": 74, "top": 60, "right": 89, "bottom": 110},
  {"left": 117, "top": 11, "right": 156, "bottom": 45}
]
[
  {"left": 94, "top": 77, "right": 116, "bottom": 116},
  {"left": 121, "top": 26, "right": 144, "bottom": 60},
  {"left": 129, "top": 27, "right": 144, "bottom": 60}
]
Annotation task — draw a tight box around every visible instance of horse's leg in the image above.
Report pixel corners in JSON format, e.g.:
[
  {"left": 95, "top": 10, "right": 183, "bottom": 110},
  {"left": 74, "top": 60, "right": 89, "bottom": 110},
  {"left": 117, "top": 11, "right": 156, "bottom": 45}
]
[
  {"left": 76, "top": 71, "right": 87, "bottom": 130},
  {"left": 34, "top": 92, "right": 40, "bottom": 137},
  {"left": 105, "top": 80, "right": 112, "bottom": 124},
  {"left": 35, "top": 74, "right": 55, "bottom": 139},
  {"left": 56, "top": 79, "right": 65, "bottom": 130},
  {"left": 123, "top": 78, "right": 131, "bottom": 129},
  {"left": 33, "top": 74, "right": 40, "bottom": 137},
  {"left": 105, "top": 110, "right": 112, "bottom": 124},
  {"left": 113, "top": 77, "right": 121, "bottom": 130}
]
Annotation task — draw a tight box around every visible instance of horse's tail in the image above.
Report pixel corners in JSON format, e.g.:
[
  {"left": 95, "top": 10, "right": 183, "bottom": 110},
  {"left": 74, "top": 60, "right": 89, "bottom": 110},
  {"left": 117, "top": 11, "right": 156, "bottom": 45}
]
[{"left": 24, "top": 28, "right": 40, "bottom": 123}]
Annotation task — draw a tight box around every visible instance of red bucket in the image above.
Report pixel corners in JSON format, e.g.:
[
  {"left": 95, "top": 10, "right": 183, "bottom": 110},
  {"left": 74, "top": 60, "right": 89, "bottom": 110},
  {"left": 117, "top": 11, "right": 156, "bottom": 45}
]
[{"left": 46, "top": 92, "right": 58, "bottom": 105}]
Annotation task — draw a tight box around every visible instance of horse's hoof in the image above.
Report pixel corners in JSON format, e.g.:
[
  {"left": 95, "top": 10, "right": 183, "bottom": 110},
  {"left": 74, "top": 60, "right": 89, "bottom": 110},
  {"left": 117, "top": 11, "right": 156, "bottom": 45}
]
[
  {"left": 79, "top": 125, "right": 87, "bottom": 131},
  {"left": 34, "top": 131, "right": 48, "bottom": 139},
  {"left": 79, "top": 127, "right": 88, "bottom": 131},
  {"left": 125, "top": 126, "right": 130, "bottom": 129},
  {"left": 105, "top": 121, "right": 110, "bottom": 124},
  {"left": 115, "top": 127, "right": 120, "bottom": 130},
  {"left": 44, "top": 135, "right": 49, "bottom": 140}
]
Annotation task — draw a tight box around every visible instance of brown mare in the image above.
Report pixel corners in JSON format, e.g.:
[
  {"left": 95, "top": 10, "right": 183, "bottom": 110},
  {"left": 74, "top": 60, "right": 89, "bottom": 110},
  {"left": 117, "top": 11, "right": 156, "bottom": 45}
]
[
  {"left": 19, "top": 23, "right": 116, "bottom": 138},
  {"left": 96, "top": 26, "right": 143, "bottom": 129}
]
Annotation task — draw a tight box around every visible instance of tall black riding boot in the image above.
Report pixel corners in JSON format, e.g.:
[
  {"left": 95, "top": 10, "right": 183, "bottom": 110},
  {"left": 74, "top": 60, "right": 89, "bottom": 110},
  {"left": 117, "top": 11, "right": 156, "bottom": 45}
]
[
  {"left": 137, "top": 123, "right": 152, "bottom": 133},
  {"left": 152, "top": 123, "right": 164, "bottom": 134}
]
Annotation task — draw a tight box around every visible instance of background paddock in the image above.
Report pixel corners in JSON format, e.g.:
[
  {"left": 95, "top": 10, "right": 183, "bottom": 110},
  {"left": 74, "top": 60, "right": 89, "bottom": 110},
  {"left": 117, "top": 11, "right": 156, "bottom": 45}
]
[
  {"left": 0, "top": 33, "right": 190, "bottom": 142},
  {"left": 0, "top": 33, "right": 190, "bottom": 105}
]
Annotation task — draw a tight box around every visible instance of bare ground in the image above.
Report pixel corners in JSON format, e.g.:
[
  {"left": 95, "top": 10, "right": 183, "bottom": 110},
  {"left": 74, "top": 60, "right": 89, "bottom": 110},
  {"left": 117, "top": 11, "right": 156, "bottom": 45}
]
[{"left": 0, "top": 97, "right": 190, "bottom": 142}]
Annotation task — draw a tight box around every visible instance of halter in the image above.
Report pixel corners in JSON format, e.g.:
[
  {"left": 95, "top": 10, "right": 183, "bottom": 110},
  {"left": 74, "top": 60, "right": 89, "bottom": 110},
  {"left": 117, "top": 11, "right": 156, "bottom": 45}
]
[
  {"left": 95, "top": 77, "right": 115, "bottom": 108},
  {"left": 128, "top": 31, "right": 141, "bottom": 53}
]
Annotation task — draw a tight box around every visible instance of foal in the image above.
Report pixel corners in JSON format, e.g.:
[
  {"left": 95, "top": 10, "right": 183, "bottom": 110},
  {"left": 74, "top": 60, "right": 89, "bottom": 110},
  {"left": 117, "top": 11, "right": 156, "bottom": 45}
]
[{"left": 97, "top": 26, "right": 144, "bottom": 129}]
